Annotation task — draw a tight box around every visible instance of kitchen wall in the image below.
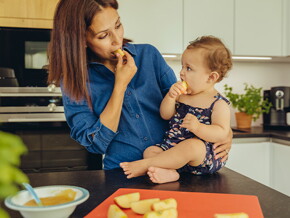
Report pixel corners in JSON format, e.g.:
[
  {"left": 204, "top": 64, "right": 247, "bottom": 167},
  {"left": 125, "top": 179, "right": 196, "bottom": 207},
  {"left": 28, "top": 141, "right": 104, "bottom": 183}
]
[{"left": 166, "top": 60, "right": 290, "bottom": 127}]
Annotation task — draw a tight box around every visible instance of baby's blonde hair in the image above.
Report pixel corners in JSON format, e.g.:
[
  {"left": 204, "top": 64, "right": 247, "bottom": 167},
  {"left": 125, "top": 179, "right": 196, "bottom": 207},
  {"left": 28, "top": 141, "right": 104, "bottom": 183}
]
[{"left": 187, "top": 36, "right": 232, "bottom": 82}]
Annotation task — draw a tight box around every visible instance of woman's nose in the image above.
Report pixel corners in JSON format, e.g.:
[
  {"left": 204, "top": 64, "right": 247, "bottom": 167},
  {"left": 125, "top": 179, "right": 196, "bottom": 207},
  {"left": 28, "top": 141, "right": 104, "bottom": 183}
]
[{"left": 111, "top": 31, "right": 122, "bottom": 46}]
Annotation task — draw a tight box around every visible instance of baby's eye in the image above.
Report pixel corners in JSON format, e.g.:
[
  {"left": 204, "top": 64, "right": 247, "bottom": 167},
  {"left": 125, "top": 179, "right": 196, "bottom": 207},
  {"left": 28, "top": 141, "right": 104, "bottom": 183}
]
[{"left": 186, "top": 67, "right": 192, "bottom": 71}]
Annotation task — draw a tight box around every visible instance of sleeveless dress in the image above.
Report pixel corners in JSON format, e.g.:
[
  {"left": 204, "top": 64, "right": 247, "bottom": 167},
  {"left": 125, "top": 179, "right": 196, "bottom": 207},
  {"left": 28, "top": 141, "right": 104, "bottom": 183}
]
[{"left": 156, "top": 93, "right": 230, "bottom": 175}]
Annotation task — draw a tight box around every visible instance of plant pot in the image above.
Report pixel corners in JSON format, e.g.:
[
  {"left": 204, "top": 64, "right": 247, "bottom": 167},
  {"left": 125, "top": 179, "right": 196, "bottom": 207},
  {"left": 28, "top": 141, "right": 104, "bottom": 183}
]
[{"left": 235, "top": 112, "right": 252, "bottom": 129}]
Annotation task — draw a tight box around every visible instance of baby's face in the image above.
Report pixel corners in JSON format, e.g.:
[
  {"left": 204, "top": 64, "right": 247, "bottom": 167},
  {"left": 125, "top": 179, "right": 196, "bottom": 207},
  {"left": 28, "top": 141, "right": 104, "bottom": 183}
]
[{"left": 180, "top": 48, "right": 211, "bottom": 94}]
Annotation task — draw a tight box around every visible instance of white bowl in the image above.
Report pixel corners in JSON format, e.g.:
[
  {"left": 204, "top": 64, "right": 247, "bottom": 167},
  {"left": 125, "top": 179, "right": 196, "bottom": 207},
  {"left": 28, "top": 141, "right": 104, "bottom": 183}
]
[{"left": 5, "top": 185, "right": 89, "bottom": 218}]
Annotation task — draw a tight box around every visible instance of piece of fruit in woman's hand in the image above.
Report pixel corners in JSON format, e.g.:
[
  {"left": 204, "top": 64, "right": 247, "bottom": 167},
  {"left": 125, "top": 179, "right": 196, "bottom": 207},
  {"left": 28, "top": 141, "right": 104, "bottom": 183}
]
[
  {"left": 114, "top": 192, "right": 140, "bottom": 208},
  {"left": 144, "top": 208, "right": 178, "bottom": 218},
  {"left": 151, "top": 198, "right": 177, "bottom": 211},
  {"left": 114, "top": 49, "right": 125, "bottom": 57},
  {"left": 131, "top": 198, "right": 160, "bottom": 214},
  {"left": 107, "top": 204, "right": 128, "bottom": 218}
]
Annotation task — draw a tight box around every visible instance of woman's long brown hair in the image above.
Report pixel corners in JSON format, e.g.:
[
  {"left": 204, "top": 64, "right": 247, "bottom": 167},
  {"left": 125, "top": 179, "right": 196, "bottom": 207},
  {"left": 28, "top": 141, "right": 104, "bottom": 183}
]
[{"left": 48, "top": 0, "right": 118, "bottom": 106}]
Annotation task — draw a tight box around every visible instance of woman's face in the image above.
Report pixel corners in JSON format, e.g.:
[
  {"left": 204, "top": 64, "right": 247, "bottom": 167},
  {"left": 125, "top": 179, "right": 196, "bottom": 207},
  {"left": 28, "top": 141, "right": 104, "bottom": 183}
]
[
  {"left": 86, "top": 7, "right": 124, "bottom": 63},
  {"left": 180, "top": 48, "right": 211, "bottom": 94}
]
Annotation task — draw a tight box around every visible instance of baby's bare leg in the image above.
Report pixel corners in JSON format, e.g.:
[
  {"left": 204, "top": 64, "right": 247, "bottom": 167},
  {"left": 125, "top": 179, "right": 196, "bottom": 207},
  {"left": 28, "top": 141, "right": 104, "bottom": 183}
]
[
  {"left": 143, "top": 146, "right": 164, "bottom": 159},
  {"left": 144, "top": 146, "right": 179, "bottom": 183},
  {"left": 120, "top": 138, "right": 206, "bottom": 178}
]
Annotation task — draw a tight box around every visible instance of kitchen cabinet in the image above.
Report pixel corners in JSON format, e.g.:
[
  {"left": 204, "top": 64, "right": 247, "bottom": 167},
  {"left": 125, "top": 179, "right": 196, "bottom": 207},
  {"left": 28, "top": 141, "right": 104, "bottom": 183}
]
[
  {"left": 284, "top": 0, "right": 290, "bottom": 56},
  {"left": 0, "top": 0, "right": 59, "bottom": 29},
  {"left": 234, "top": 0, "right": 283, "bottom": 56},
  {"left": 15, "top": 129, "right": 102, "bottom": 172},
  {"left": 183, "top": 0, "right": 234, "bottom": 52},
  {"left": 226, "top": 138, "right": 271, "bottom": 186},
  {"left": 271, "top": 141, "right": 290, "bottom": 196},
  {"left": 227, "top": 137, "right": 290, "bottom": 196},
  {"left": 118, "top": 0, "right": 183, "bottom": 54}
]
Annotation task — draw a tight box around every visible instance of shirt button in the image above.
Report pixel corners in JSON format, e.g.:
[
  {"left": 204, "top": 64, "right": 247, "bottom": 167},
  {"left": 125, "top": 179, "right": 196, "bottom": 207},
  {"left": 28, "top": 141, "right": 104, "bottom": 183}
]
[
  {"left": 144, "top": 137, "right": 148, "bottom": 141},
  {"left": 127, "top": 91, "right": 131, "bottom": 96},
  {"left": 136, "top": 114, "right": 140, "bottom": 118}
]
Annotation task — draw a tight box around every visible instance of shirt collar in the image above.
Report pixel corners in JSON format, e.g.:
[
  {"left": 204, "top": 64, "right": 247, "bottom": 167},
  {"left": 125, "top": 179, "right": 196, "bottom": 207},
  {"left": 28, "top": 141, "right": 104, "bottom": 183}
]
[{"left": 123, "top": 43, "right": 136, "bottom": 56}]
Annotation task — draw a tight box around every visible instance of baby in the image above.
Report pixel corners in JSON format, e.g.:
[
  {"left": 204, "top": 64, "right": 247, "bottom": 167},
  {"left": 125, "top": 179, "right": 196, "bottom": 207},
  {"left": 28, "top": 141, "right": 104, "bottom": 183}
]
[{"left": 121, "top": 36, "right": 232, "bottom": 183}]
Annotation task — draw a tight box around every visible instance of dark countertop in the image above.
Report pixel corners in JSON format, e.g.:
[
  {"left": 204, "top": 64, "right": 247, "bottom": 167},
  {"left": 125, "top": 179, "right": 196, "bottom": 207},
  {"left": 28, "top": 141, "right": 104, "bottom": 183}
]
[
  {"left": 3, "top": 168, "right": 290, "bottom": 218},
  {"left": 233, "top": 126, "right": 290, "bottom": 141}
]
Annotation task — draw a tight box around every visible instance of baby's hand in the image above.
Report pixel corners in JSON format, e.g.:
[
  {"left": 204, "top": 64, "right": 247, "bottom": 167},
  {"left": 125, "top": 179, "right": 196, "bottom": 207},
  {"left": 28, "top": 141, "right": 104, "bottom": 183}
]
[
  {"left": 168, "top": 81, "right": 187, "bottom": 99},
  {"left": 180, "top": 113, "right": 200, "bottom": 133}
]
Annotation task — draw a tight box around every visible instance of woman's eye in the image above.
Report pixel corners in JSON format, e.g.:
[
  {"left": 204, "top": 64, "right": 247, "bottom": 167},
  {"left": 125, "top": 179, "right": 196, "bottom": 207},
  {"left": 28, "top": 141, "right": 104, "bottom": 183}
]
[
  {"left": 116, "top": 23, "right": 122, "bottom": 29},
  {"left": 98, "top": 33, "right": 108, "bottom": 39}
]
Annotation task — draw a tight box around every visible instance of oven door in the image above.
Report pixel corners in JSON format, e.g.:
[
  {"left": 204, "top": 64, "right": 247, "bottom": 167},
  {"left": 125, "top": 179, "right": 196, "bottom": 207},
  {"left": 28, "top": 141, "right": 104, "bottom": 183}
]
[{"left": 0, "top": 87, "right": 65, "bottom": 123}]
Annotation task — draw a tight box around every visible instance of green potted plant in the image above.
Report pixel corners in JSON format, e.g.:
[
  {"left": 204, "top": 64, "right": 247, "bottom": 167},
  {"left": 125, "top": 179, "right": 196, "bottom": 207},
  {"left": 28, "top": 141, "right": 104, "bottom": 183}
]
[
  {"left": 224, "top": 83, "right": 272, "bottom": 129},
  {"left": 0, "top": 131, "right": 29, "bottom": 218}
]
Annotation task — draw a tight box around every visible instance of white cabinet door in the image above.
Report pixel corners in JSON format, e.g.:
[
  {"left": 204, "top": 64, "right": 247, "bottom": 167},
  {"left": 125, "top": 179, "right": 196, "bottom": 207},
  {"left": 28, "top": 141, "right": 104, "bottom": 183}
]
[
  {"left": 235, "top": 0, "right": 283, "bottom": 56},
  {"left": 226, "top": 139, "right": 271, "bottom": 186},
  {"left": 283, "top": 0, "right": 290, "bottom": 56},
  {"left": 271, "top": 142, "right": 290, "bottom": 196},
  {"left": 183, "top": 0, "right": 234, "bottom": 52},
  {"left": 118, "top": 0, "right": 183, "bottom": 54}
]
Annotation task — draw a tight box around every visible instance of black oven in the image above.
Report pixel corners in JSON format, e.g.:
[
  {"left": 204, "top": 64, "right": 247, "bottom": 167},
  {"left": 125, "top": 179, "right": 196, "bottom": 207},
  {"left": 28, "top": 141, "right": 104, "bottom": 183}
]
[{"left": 0, "top": 27, "right": 51, "bottom": 87}]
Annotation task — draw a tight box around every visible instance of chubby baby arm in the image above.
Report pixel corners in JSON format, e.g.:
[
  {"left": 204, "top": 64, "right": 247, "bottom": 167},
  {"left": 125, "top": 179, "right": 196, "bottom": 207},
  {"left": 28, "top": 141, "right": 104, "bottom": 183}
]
[
  {"left": 160, "top": 82, "right": 187, "bottom": 120},
  {"left": 181, "top": 100, "right": 230, "bottom": 143}
]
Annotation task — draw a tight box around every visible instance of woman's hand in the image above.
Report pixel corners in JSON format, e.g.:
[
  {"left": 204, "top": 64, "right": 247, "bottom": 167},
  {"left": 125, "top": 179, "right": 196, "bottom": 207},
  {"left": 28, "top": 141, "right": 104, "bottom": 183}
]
[
  {"left": 213, "top": 129, "right": 233, "bottom": 162},
  {"left": 168, "top": 81, "right": 187, "bottom": 99},
  {"left": 114, "top": 50, "right": 137, "bottom": 90}
]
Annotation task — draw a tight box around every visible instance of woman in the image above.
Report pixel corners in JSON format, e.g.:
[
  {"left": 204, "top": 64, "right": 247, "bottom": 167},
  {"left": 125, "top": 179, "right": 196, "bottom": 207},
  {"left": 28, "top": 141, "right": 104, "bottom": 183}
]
[{"left": 48, "top": 0, "right": 231, "bottom": 170}]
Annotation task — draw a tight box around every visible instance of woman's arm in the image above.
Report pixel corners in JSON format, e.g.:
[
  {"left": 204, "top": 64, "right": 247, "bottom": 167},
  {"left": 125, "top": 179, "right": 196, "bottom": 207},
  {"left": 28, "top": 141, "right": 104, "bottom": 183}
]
[
  {"left": 100, "top": 51, "right": 137, "bottom": 131},
  {"left": 64, "top": 51, "right": 137, "bottom": 154},
  {"left": 180, "top": 100, "right": 230, "bottom": 142},
  {"left": 213, "top": 129, "right": 232, "bottom": 162}
]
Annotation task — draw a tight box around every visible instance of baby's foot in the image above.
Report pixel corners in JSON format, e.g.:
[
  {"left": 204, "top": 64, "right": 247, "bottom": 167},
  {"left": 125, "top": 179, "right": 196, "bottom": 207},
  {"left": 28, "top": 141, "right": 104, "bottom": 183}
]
[
  {"left": 147, "top": 166, "right": 180, "bottom": 184},
  {"left": 120, "top": 160, "right": 149, "bottom": 179}
]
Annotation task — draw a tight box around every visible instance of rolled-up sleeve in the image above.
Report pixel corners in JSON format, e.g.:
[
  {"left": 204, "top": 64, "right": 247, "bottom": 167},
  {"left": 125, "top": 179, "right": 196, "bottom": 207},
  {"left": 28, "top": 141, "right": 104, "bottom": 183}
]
[{"left": 62, "top": 94, "right": 118, "bottom": 154}]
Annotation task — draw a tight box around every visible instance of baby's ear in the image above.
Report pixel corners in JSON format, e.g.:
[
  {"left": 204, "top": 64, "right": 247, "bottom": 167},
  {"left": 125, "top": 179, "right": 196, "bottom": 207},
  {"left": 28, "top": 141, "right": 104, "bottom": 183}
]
[{"left": 208, "top": 71, "right": 220, "bottom": 83}]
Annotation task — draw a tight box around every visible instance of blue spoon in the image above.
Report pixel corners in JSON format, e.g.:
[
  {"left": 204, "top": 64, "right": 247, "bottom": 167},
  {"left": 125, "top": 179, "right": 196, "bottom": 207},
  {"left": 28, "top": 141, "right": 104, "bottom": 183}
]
[{"left": 22, "top": 183, "right": 43, "bottom": 206}]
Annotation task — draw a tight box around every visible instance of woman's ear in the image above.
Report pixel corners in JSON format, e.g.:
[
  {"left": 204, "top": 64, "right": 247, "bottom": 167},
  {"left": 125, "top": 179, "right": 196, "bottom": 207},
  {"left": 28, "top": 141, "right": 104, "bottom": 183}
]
[{"left": 208, "top": 71, "right": 220, "bottom": 83}]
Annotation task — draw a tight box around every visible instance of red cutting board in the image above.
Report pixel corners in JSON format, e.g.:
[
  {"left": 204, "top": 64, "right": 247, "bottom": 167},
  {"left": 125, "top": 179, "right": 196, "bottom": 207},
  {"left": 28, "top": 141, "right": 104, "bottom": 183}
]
[{"left": 85, "top": 188, "right": 264, "bottom": 218}]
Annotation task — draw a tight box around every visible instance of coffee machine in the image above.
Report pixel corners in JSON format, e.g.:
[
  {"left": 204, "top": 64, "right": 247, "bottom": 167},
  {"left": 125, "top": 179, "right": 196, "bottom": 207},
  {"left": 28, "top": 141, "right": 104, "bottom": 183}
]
[{"left": 263, "top": 86, "right": 290, "bottom": 129}]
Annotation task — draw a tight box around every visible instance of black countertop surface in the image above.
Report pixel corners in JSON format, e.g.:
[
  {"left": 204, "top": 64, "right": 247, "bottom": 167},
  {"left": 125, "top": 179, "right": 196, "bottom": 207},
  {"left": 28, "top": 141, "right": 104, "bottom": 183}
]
[
  {"left": 232, "top": 126, "right": 290, "bottom": 141},
  {"left": 4, "top": 168, "right": 290, "bottom": 218}
]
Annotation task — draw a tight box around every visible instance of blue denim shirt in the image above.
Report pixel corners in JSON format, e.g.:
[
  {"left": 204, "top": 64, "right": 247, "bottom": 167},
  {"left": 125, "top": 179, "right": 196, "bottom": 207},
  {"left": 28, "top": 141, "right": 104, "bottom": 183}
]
[{"left": 61, "top": 43, "right": 177, "bottom": 170}]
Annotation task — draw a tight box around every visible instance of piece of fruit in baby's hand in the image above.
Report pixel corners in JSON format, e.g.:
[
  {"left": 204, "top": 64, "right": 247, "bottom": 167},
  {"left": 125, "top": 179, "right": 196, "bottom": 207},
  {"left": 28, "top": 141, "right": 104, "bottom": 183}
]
[
  {"left": 144, "top": 208, "right": 178, "bottom": 218},
  {"left": 151, "top": 198, "right": 177, "bottom": 211},
  {"left": 114, "top": 192, "right": 140, "bottom": 209},
  {"left": 181, "top": 81, "right": 188, "bottom": 93},
  {"left": 130, "top": 198, "right": 160, "bottom": 214},
  {"left": 107, "top": 204, "right": 128, "bottom": 218},
  {"left": 114, "top": 49, "right": 125, "bottom": 57},
  {"left": 214, "top": 212, "right": 249, "bottom": 218}
]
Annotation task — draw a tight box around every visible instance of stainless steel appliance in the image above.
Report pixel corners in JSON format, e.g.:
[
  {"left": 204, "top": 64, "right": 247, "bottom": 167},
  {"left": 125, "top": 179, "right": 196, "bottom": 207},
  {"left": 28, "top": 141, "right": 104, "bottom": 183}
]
[
  {"left": 263, "top": 86, "right": 290, "bottom": 129},
  {"left": 0, "top": 85, "right": 65, "bottom": 123}
]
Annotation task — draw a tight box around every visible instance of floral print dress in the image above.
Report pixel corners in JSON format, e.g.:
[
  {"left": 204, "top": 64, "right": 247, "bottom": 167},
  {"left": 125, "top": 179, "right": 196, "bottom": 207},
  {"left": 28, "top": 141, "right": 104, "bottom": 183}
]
[{"left": 156, "top": 93, "right": 230, "bottom": 175}]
